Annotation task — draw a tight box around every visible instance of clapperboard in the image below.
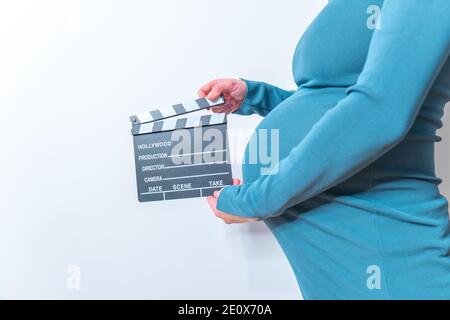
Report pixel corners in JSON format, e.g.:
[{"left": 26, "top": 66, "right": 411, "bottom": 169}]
[{"left": 130, "top": 96, "right": 233, "bottom": 202}]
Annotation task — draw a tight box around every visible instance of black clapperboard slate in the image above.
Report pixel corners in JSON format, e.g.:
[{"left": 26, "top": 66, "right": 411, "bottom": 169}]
[{"left": 130, "top": 96, "right": 233, "bottom": 202}]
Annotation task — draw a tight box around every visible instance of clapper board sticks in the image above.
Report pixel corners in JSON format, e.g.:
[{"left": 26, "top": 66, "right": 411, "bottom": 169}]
[{"left": 130, "top": 96, "right": 233, "bottom": 202}]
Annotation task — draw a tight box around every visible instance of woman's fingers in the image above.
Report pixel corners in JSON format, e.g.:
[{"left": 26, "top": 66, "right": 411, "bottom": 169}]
[
  {"left": 207, "top": 195, "right": 257, "bottom": 224},
  {"left": 211, "top": 178, "right": 240, "bottom": 200},
  {"left": 207, "top": 82, "right": 228, "bottom": 100},
  {"left": 210, "top": 179, "right": 241, "bottom": 200},
  {"left": 198, "top": 80, "right": 216, "bottom": 98},
  {"left": 210, "top": 106, "right": 228, "bottom": 113},
  {"left": 199, "top": 81, "right": 231, "bottom": 114},
  {"left": 207, "top": 196, "right": 227, "bottom": 219},
  {"left": 198, "top": 79, "right": 247, "bottom": 115},
  {"left": 212, "top": 106, "right": 236, "bottom": 114},
  {"left": 213, "top": 108, "right": 234, "bottom": 114},
  {"left": 207, "top": 195, "right": 219, "bottom": 213}
]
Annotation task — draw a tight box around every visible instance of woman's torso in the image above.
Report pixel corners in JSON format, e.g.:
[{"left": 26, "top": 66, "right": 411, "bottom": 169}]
[{"left": 241, "top": 0, "right": 450, "bottom": 299}]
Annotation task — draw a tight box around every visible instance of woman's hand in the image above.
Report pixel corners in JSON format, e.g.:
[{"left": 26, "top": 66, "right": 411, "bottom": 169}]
[
  {"left": 207, "top": 179, "right": 258, "bottom": 224},
  {"left": 198, "top": 79, "right": 247, "bottom": 114}
]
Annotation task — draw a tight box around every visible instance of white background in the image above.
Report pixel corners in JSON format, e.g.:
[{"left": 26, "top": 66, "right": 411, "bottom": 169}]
[{"left": 0, "top": 0, "right": 448, "bottom": 299}]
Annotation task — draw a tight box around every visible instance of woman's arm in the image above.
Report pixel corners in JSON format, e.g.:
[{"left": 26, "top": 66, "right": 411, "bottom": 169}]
[
  {"left": 217, "top": 0, "right": 450, "bottom": 219},
  {"left": 235, "top": 79, "right": 295, "bottom": 116},
  {"left": 198, "top": 78, "right": 294, "bottom": 117}
]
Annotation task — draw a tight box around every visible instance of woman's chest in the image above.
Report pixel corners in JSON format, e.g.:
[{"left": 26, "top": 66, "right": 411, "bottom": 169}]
[{"left": 292, "top": 0, "right": 384, "bottom": 88}]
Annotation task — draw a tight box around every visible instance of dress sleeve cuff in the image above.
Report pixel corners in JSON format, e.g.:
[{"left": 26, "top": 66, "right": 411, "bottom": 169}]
[
  {"left": 216, "top": 183, "right": 268, "bottom": 219},
  {"left": 232, "top": 78, "right": 262, "bottom": 116},
  {"left": 216, "top": 185, "right": 248, "bottom": 217}
]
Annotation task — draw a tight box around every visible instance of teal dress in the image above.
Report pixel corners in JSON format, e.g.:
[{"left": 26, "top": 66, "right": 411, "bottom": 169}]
[{"left": 217, "top": 0, "right": 450, "bottom": 299}]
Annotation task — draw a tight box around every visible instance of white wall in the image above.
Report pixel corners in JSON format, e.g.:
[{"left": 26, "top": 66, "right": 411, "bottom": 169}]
[
  {"left": 1, "top": 0, "right": 448, "bottom": 300},
  {"left": 0, "top": 0, "right": 327, "bottom": 299},
  {"left": 437, "top": 106, "right": 450, "bottom": 208}
]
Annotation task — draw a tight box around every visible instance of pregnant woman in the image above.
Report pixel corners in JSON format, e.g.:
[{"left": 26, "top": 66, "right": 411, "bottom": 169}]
[{"left": 200, "top": 0, "right": 450, "bottom": 299}]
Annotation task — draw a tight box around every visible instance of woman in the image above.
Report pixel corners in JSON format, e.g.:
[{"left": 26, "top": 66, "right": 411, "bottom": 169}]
[{"left": 199, "top": 0, "right": 450, "bottom": 299}]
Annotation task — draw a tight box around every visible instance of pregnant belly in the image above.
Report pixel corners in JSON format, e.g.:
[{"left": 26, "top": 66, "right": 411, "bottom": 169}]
[
  {"left": 241, "top": 86, "right": 447, "bottom": 220},
  {"left": 242, "top": 87, "right": 347, "bottom": 184}
]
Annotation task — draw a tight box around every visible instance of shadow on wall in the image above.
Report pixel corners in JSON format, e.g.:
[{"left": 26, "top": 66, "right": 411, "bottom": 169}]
[{"left": 436, "top": 102, "right": 450, "bottom": 217}]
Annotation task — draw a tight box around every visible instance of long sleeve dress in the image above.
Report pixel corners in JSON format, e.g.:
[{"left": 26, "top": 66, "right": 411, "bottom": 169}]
[{"left": 216, "top": 0, "right": 450, "bottom": 299}]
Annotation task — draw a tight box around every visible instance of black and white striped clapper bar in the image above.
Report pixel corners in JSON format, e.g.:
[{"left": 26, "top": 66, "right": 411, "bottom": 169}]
[{"left": 130, "top": 96, "right": 233, "bottom": 202}]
